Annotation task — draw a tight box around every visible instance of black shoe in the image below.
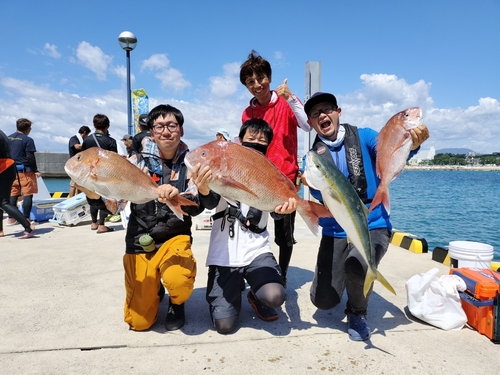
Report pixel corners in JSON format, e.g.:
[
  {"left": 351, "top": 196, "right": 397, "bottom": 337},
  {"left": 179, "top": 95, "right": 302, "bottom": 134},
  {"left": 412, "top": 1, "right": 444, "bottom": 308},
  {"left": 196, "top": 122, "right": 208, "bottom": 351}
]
[
  {"left": 247, "top": 291, "right": 278, "bottom": 322},
  {"left": 165, "top": 300, "right": 185, "bottom": 331}
]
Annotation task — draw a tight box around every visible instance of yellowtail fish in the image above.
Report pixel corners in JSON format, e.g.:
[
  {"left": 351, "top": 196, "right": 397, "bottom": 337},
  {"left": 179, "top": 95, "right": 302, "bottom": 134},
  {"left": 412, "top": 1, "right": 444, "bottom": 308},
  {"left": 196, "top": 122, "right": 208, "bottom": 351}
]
[{"left": 304, "top": 150, "right": 396, "bottom": 296}]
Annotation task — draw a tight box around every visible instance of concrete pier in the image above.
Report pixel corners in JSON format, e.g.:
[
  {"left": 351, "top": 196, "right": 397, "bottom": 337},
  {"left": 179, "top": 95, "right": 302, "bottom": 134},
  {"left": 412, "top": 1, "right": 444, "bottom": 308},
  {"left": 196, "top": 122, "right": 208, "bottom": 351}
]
[
  {"left": 0, "top": 213, "right": 498, "bottom": 374},
  {"left": 35, "top": 152, "right": 69, "bottom": 177}
]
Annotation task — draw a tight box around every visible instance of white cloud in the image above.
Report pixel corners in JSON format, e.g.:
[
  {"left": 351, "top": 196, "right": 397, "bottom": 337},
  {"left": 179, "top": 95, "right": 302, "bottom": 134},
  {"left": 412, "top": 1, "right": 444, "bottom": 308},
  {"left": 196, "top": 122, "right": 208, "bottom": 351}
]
[
  {"left": 1, "top": 72, "right": 499, "bottom": 155},
  {"left": 208, "top": 62, "right": 240, "bottom": 98},
  {"left": 141, "top": 54, "right": 190, "bottom": 92},
  {"left": 75, "top": 41, "right": 113, "bottom": 81},
  {"left": 44, "top": 43, "right": 61, "bottom": 59},
  {"left": 338, "top": 73, "right": 500, "bottom": 153}
]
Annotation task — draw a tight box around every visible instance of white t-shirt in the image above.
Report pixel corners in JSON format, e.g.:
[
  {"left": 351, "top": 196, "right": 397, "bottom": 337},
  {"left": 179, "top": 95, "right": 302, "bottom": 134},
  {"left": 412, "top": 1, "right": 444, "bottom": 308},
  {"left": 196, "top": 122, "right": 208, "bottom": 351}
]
[{"left": 206, "top": 198, "right": 272, "bottom": 267}]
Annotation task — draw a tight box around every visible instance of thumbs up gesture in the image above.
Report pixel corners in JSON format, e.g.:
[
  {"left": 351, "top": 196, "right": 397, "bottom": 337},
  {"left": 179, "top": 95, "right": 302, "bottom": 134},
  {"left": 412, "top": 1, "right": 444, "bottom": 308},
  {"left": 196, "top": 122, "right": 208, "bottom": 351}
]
[{"left": 276, "top": 78, "right": 292, "bottom": 100}]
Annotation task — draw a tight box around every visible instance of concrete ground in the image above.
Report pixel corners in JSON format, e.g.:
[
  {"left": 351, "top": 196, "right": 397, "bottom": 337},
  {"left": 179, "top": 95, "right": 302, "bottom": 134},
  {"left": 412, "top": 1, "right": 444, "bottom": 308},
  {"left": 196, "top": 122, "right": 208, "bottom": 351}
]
[{"left": 1, "top": 213, "right": 498, "bottom": 375}]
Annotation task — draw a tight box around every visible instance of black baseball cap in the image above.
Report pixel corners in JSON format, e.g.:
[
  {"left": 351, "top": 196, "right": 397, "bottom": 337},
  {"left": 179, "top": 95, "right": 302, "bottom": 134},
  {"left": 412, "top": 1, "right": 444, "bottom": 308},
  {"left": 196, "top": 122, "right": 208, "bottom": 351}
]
[
  {"left": 304, "top": 92, "right": 338, "bottom": 116},
  {"left": 138, "top": 114, "right": 148, "bottom": 126}
]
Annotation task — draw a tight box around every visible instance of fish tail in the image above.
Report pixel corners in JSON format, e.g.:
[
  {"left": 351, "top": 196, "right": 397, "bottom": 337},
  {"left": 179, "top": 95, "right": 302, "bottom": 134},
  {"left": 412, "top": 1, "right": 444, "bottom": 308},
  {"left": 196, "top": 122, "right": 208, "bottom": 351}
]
[
  {"left": 297, "top": 200, "right": 333, "bottom": 236},
  {"left": 166, "top": 195, "right": 199, "bottom": 221},
  {"left": 369, "top": 184, "right": 390, "bottom": 214},
  {"left": 363, "top": 267, "right": 397, "bottom": 297}
]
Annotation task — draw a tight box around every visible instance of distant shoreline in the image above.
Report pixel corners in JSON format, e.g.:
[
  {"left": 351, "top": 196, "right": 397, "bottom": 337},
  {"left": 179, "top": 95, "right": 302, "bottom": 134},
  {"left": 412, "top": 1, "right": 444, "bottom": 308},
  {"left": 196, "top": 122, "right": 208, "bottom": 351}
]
[{"left": 405, "top": 165, "right": 500, "bottom": 171}]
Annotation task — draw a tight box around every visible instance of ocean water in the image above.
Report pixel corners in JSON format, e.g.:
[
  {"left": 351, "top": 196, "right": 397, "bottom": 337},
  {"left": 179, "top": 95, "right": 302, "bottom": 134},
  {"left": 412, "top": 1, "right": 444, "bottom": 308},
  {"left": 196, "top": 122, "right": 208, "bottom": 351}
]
[
  {"left": 45, "top": 171, "right": 500, "bottom": 259},
  {"left": 390, "top": 170, "right": 499, "bottom": 260}
]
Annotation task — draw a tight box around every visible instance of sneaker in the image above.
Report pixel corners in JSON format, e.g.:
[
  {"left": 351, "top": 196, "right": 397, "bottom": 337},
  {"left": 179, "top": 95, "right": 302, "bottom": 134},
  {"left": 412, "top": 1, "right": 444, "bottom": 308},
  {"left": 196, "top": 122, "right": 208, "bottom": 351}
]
[
  {"left": 247, "top": 291, "right": 278, "bottom": 322},
  {"left": 347, "top": 314, "right": 371, "bottom": 341},
  {"left": 165, "top": 300, "right": 185, "bottom": 331},
  {"left": 6, "top": 219, "right": 18, "bottom": 226}
]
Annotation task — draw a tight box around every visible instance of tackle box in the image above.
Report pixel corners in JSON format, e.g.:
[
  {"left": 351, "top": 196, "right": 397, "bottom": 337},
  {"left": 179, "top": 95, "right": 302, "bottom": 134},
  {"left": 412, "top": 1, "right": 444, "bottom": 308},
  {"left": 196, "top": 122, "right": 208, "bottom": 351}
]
[
  {"left": 450, "top": 268, "right": 500, "bottom": 342},
  {"left": 49, "top": 193, "right": 91, "bottom": 226}
]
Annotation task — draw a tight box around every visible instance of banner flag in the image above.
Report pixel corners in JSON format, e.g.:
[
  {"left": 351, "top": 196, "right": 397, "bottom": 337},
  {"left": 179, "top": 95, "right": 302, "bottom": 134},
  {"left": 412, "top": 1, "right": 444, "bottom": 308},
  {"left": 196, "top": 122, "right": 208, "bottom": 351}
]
[{"left": 132, "top": 88, "right": 149, "bottom": 135}]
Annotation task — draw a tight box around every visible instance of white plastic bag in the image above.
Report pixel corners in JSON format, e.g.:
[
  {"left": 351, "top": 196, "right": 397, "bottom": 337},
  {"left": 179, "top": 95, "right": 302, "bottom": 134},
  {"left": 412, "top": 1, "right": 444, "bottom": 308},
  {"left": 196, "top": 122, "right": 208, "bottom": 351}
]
[{"left": 405, "top": 268, "right": 467, "bottom": 330}]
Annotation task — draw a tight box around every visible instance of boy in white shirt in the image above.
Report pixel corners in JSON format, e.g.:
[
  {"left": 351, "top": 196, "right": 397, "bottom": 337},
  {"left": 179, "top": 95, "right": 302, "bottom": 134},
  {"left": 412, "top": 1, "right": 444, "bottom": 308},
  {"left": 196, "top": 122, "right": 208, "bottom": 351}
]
[{"left": 192, "top": 118, "right": 297, "bottom": 334}]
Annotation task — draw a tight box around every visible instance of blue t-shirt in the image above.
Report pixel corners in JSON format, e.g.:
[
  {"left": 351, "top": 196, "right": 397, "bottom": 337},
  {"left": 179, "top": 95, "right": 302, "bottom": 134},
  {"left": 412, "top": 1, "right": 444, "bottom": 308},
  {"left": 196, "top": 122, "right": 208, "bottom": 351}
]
[{"left": 305, "top": 127, "right": 396, "bottom": 238}]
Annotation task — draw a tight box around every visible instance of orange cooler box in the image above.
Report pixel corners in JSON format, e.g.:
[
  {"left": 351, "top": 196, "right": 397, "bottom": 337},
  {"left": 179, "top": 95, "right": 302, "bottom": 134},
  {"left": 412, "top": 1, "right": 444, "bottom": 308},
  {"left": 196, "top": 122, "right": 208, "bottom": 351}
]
[{"left": 450, "top": 268, "right": 500, "bottom": 342}]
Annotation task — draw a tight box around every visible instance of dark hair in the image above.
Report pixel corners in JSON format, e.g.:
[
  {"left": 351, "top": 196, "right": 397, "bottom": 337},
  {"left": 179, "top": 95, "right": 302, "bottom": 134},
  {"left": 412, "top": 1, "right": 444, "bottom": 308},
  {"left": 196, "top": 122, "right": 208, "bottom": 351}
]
[
  {"left": 16, "top": 118, "right": 32, "bottom": 133},
  {"left": 79, "top": 125, "right": 91, "bottom": 135},
  {"left": 238, "top": 118, "right": 273, "bottom": 144},
  {"left": 147, "top": 104, "right": 184, "bottom": 128},
  {"left": 239, "top": 50, "right": 272, "bottom": 85},
  {"left": 93, "top": 114, "right": 110, "bottom": 130}
]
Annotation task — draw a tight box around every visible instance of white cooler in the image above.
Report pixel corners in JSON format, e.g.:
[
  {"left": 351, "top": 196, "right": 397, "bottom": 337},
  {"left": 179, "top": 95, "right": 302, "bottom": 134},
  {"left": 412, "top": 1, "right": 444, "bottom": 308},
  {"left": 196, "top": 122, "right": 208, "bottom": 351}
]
[{"left": 49, "top": 193, "right": 91, "bottom": 226}]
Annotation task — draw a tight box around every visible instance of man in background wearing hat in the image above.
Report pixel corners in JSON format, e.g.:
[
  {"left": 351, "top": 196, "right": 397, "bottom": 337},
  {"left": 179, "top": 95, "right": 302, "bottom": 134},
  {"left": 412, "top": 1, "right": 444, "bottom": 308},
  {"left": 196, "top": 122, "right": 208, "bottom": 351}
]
[
  {"left": 122, "top": 134, "right": 133, "bottom": 157},
  {"left": 132, "top": 114, "right": 150, "bottom": 153},
  {"left": 302, "top": 92, "right": 430, "bottom": 341},
  {"left": 215, "top": 129, "right": 231, "bottom": 142}
]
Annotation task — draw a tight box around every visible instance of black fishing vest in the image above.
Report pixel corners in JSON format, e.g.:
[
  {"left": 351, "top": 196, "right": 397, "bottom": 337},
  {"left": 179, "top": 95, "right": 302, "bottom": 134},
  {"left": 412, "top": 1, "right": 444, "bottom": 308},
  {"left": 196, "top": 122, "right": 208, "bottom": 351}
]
[{"left": 312, "top": 123, "right": 370, "bottom": 203}]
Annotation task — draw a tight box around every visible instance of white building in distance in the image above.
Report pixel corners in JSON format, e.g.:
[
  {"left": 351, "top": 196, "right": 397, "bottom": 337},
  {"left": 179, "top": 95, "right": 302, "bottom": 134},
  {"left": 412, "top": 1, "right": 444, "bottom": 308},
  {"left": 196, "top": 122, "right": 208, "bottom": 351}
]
[{"left": 408, "top": 146, "right": 436, "bottom": 165}]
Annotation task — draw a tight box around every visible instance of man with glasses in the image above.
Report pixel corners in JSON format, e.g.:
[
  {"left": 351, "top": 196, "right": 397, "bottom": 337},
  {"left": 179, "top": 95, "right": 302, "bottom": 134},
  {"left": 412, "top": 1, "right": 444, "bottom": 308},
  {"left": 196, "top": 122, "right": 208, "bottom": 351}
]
[
  {"left": 302, "top": 92, "right": 429, "bottom": 341},
  {"left": 240, "top": 50, "right": 311, "bottom": 287},
  {"left": 123, "top": 104, "right": 206, "bottom": 332}
]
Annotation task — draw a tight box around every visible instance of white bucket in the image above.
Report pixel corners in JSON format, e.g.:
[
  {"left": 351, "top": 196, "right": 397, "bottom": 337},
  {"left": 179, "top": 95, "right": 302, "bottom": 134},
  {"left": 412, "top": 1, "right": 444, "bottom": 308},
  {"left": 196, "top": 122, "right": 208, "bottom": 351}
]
[{"left": 448, "top": 241, "right": 494, "bottom": 269}]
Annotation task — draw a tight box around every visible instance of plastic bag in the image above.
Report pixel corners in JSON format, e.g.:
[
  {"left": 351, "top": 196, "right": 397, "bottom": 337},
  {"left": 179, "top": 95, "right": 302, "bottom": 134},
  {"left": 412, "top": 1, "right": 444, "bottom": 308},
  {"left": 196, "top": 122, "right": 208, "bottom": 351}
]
[{"left": 405, "top": 268, "right": 467, "bottom": 330}]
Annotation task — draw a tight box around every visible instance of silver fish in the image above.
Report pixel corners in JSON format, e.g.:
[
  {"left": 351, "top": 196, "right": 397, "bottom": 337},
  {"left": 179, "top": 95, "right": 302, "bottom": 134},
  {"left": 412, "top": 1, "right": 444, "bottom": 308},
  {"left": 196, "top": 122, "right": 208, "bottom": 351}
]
[{"left": 304, "top": 150, "right": 396, "bottom": 296}]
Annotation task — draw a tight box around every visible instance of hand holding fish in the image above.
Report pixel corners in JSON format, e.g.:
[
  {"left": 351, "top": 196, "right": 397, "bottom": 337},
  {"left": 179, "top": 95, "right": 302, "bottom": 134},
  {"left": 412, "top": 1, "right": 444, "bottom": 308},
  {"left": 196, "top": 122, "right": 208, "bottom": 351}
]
[
  {"left": 274, "top": 197, "right": 298, "bottom": 215},
  {"left": 157, "top": 184, "right": 180, "bottom": 203},
  {"left": 276, "top": 78, "right": 292, "bottom": 100},
  {"left": 190, "top": 163, "right": 212, "bottom": 196},
  {"left": 410, "top": 125, "right": 430, "bottom": 150}
]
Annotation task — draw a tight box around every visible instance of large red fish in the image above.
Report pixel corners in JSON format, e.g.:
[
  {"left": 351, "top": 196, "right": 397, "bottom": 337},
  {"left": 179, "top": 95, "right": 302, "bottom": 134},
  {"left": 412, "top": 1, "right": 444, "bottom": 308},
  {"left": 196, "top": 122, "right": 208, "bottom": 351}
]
[
  {"left": 370, "top": 107, "right": 423, "bottom": 214},
  {"left": 184, "top": 141, "right": 332, "bottom": 236},
  {"left": 64, "top": 148, "right": 197, "bottom": 220}
]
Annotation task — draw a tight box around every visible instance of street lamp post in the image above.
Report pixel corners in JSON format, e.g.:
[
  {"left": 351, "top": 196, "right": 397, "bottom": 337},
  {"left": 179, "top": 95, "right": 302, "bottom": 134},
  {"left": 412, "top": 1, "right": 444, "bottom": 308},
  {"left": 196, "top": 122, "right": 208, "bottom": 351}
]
[{"left": 118, "top": 31, "right": 137, "bottom": 136}]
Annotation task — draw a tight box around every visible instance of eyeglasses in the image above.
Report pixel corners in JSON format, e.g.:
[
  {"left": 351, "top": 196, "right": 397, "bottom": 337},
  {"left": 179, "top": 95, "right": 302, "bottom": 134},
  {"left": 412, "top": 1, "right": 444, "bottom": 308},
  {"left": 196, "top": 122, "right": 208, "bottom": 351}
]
[
  {"left": 309, "top": 105, "right": 337, "bottom": 119},
  {"left": 152, "top": 122, "right": 179, "bottom": 134}
]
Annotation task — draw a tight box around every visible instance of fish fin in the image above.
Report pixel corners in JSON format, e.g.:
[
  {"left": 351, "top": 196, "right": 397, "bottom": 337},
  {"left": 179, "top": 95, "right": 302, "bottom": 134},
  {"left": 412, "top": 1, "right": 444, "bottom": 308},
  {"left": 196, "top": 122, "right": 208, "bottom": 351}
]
[
  {"left": 369, "top": 185, "right": 390, "bottom": 214},
  {"left": 363, "top": 268, "right": 396, "bottom": 297},
  {"left": 390, "top": 133, "right": 411, "bottom": 156},
  {"left": 297, "top": 200, "right": 333, "bottom": 236},
  {"left": 216, "top": 175, "right": 259, "bottom": 199}
]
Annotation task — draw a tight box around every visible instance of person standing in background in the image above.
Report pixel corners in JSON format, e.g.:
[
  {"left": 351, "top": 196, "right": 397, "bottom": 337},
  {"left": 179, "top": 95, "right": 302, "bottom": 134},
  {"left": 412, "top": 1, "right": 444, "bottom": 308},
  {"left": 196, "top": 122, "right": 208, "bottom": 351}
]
[
  {"left": 121, "top": 134, "right": 134, "bottom": 157},
  {"left": 240, "top": 50, "right": 311, "bottom": 286},
  {"left": 68, "top": 125, "right": 91, "bottom": 197},
  {"left": 7, "top": 118, "right": 41, "bottom": 227},
  {"left": 0, "top": 129, "right": 36, "bottom": 239},
  {"left": 132, "top": 114, "right": 150, "bottom": 153},
  {"left": 81, "top": 114, "right": 118, "bottom": 233},
  {"left": 215, "top": 129, "right": 231, "bottom": 142}
]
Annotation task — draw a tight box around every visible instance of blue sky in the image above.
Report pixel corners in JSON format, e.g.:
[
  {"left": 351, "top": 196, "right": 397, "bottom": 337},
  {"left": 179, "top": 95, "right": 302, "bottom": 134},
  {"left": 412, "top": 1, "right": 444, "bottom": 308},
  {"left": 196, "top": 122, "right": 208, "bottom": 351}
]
[{"left": 0, "top": 0, "right": 499, "bottom": 154}]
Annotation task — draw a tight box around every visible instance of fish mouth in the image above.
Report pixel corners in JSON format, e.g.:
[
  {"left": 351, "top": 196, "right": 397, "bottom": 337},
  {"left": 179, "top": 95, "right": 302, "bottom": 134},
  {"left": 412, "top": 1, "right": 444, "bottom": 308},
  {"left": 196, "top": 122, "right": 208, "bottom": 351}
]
[{"left": 184, "top": 157, "right": 194, "bottom": 171}]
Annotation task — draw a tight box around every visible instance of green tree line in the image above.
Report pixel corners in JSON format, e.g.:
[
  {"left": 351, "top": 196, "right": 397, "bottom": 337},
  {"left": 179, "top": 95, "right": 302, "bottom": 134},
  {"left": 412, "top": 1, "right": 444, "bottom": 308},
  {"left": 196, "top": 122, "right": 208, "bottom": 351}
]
[{"left": 427, "top": 153, "right": 500, "bottom": 166}]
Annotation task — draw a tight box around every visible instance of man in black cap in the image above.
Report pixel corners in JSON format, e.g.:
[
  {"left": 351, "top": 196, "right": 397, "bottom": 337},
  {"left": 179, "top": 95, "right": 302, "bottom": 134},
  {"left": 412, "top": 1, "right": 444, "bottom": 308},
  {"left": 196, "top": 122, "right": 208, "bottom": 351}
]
[
  {"left": 132, "top": 114, "right": 150, "bottom": 153},
  {"left": 302, "top": 92, "right": 430, "bottom": 341}
]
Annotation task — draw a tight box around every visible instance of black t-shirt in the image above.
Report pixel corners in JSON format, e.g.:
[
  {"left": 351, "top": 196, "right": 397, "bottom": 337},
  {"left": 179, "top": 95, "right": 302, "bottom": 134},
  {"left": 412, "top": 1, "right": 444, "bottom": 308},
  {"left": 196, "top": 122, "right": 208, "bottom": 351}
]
[
  {"left": 132, "top": 130, "right": 150, "bottom": 153},
  {"left": 68, "top": 135, "right": 81, "bottom": 157},
  {"left": 82, "top": 133, "right": 118, "bottom": 152},
  {"left": 0, "top": 130, "right": 12, "bottom": 159},
  {"left": 8, "top": 132, "right": 37, "bottom": 168}
]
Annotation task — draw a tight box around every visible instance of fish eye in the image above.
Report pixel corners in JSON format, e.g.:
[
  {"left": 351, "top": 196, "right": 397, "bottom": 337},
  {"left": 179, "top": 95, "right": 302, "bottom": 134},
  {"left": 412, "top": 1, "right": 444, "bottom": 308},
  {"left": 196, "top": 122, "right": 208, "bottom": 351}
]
[{"left": 201, "top": 151, "right": 206, "bottom": 157}]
